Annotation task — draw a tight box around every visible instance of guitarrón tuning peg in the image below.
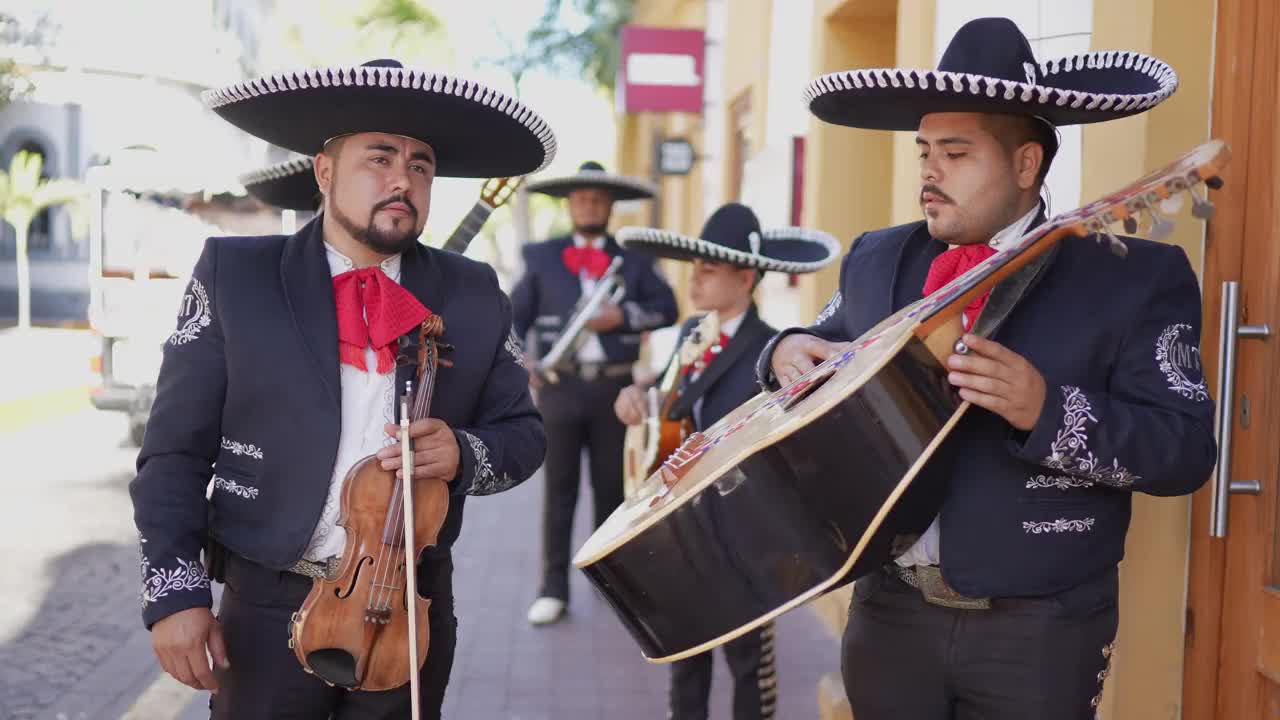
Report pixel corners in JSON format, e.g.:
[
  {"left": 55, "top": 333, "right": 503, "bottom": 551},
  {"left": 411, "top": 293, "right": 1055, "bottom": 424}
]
[
  {"left": 1159, "top": 192, "right": 1185, "bottom": 215},
  {"left": 1145, "top": 205, "right": 1175, "bottom": 242},
  {"left": 1191, "top": 184, "right": 1216, "bottom": 220},
  {"left": 1100, "top": 224, "right": 1129, "bottom": 258},
  {"left": 1122, "top": 216, "right": 1139, "bottom": 234},
  {"left": 1205, "top": 175, "right": 1224, "bottom": 190}
]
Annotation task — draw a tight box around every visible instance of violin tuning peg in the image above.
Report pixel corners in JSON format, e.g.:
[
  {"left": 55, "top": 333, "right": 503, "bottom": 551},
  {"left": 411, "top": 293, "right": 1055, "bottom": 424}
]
[{"left": 1122, "top": 216, "right": 1139, "bottom": 234}]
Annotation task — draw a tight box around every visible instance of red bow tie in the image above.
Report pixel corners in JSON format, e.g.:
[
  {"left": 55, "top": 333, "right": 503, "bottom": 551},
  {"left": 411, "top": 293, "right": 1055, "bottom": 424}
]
[
  {"left": 563, "top": 245, "right": 612, "bottom": 279},
  {"left": 922, "top": 243, "right": 997, "bottom": 329},
  {"left": 332, "top": 266, "right": 431, "bottom": 373},
  {"left": 684, "top": 332, "right": 731, "bottom": 376}
]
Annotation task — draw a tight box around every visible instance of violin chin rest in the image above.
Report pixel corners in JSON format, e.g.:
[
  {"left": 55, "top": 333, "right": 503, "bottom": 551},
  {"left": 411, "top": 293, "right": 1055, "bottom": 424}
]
[{"left": 307, "top": 648, "right": 359, "bottom": 689}]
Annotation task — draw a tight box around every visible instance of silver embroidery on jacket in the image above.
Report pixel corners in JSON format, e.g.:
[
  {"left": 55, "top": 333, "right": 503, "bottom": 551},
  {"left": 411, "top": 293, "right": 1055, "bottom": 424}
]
[
  {"left": 814, "top": 290, "right": 842, "bottom": 326},
  {"left": 505, "top": 329, "right": 525, "bottom": 367},
  {"left": 220, "top": 436, "right": 264, "bottom": 460},
  {"left": 1026, "top": 474, "right": 1095, "bottom": 491},
  {"left": 212, "top": 474, "right": 259, "bottom": 500},
  {"left": 1043, "top": 386, "right": 1140, "bottom": 488},
  {"left": 169, "top": 279, "right": 212, "bottom": 346},
  {"left": 461, "top": 431, "right": 515, "bottom": 496},
  {"left": 139, "top": 535, "right": 210, "bottom": 608},
  {"left": 1155, "top": 323, "right": 1209, "bottom": 401},
  {"left": 1022, "top": 518, "right": 1096, "bottom": 534}
]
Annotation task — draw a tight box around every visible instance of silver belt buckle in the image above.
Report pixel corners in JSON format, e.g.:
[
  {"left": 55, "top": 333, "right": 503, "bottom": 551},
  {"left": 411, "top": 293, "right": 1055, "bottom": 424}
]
[
  {"left": 579, "top": 363, "right": 599, "bottom": 382},
  {"left": 913, "top": 566, "right": 992, "bottom": 610}
]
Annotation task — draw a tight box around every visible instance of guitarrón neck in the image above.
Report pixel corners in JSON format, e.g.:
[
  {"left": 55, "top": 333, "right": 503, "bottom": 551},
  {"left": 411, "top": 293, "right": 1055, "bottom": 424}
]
[{"left": 441, "top": 202, "right": 494, "bottom": 254}]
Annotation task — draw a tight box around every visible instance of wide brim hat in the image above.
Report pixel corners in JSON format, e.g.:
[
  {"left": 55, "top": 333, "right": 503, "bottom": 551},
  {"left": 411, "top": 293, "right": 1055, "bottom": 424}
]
[
  {"left": 526, "top": 161, "right": 657, "bottom": 201},
  {"left": 239, "top": 156, "right": 318, "bottom": 212},
  {"left": 202, "top": 59, "right": 556, "bottom": 178},
  {"left": 804, "top": 17, "right": 1178, "bottom": 131},
  {"left": 618, "top": 202, "right": 840, "bottom": 274}
]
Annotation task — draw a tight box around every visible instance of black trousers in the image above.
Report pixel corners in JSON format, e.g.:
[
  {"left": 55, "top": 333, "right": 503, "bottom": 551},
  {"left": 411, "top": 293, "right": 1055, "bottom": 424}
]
[
  {"left": 841, "top": 567, "right": 1119, "bottom": 720},
  {"left": 209, "top": 551, "right": 456, "bottom": 720},
  {"left": 536, "top": 373, "right": 628, "bottom": 601},
  {"left": 669, "top": 622, "right": 776, "bottom": 720}
]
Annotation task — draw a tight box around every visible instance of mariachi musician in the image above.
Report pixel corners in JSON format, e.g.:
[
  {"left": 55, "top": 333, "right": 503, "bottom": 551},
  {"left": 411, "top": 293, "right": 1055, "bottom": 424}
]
[
  {"left": 614, "top": 203, "right": 839, "bottom": 720},
  {"left": 758, "top": 19, "right": 1215, "bottom": 719},
  {"left": 512, "top": 160, "right": 679, "bottom": 626},
  {"left": 131, "top": 58, "right": 551, "bottom": 719}
]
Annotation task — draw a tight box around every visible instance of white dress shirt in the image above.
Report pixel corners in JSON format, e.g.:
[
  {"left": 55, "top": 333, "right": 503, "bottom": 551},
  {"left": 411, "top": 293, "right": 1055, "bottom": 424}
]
[
  {"left": 573, "top": 233, "right": 610, "bottom": 364},
  {"left": 895, "top": 203, "right": 1041, "bottom": 569},
  {"left": 304, "top": 244, "right": 403, "bottom": 561}
]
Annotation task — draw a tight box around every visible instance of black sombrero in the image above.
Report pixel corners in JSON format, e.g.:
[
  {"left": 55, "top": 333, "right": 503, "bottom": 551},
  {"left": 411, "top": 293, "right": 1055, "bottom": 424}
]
[
  {"left": 804, "top": 17, "right": 1178, "bottom": 131},
  {"left": 618, "top": 202, "right": 840, "bottom": 274},
  {"left": 526, "top": 161, "right": 657, "bottom": 201},
  {"left": 202, "top": 59, "right": 556, "bottom": 178},
  {"left": 239, "top": 156, "right": 318, "bottom": 212}
]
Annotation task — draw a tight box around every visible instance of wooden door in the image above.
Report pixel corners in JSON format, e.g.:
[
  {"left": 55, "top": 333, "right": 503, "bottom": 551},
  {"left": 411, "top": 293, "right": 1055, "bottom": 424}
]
[{"left": 1183, "top": 0, "right": 1280, "bottom": 717}]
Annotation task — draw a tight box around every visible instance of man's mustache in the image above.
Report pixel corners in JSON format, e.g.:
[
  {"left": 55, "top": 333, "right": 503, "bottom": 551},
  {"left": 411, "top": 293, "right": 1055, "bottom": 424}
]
[
  {"left": 374, "top": 194, "right": 417, "bottom": 217},
  {"left": 920, "top": 184, "right": 953, "bottom": 205}
]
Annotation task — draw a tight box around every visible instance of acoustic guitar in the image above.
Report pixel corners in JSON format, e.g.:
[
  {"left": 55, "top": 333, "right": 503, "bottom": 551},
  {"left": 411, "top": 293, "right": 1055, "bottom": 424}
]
[
  {"left": 573, "top": 139, "right": 1230, "bottom": 663},
  {"left": 623, "top": 311, "right": 723, "bottom": 498}
]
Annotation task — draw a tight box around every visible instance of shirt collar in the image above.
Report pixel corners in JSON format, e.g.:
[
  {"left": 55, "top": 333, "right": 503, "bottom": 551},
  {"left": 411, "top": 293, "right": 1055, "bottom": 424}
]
[
  {"left": 573, "top": 233, "right": 607, "bottom": 250},
  {"left": 989, "top": 203, "right": 1042, "bottom": 251},
  {"left": 324, "top": 243, "right": 401, "bottom": 280},
  {"left": 718, "top": 309, "right": 747, "bottom": 338}
]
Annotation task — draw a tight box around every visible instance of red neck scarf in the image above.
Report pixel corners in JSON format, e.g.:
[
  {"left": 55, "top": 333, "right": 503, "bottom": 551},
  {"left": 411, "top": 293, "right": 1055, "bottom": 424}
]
[
  {"left": 922, "top": 243, "right": 997, "bottom": 328},
  {"left": 332, "top": 266, "right": 431, "bottom": 373},
  {"left": 562, "top": 244, "right": 611, "bottom": 279}
]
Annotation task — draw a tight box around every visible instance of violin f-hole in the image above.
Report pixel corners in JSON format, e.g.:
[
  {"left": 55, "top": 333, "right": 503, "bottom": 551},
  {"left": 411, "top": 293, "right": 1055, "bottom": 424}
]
[{"left": 334, "top": 556, "right": 372, "bottom": 599}]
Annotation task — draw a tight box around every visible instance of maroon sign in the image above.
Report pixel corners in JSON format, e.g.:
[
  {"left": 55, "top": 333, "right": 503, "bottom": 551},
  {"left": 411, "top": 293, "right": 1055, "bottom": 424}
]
[{"left": 618, "top": 25, "right": 705, "bottom": 113}]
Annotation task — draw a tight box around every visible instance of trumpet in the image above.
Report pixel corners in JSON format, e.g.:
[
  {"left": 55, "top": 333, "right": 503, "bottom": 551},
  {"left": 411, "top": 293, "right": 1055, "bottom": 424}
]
[{"left": 534, "top": 256, "right": 625, "bottom": 383}]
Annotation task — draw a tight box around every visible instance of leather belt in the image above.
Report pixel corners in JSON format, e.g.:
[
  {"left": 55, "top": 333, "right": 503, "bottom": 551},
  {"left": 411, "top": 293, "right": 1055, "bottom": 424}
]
[
  {"left": 561, "top": 361, "right": 633, "bottom": 382},
  {"left": 891, "top": 564, "right": 992, "bottom": 610},
  {"left": 289, "top": 556, "right": 342, "bottom": 581}
]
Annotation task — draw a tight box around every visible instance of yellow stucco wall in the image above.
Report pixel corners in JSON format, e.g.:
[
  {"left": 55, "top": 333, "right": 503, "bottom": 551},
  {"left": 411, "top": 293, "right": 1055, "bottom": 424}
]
[{"left": 1082, "top": 3, "right": 1216, "bottom": 718}]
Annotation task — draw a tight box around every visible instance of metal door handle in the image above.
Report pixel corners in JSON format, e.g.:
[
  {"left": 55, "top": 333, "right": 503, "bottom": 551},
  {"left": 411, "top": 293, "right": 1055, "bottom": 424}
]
[{"left": 1210, "top": 281, "right": 1269, "bottom": 537}]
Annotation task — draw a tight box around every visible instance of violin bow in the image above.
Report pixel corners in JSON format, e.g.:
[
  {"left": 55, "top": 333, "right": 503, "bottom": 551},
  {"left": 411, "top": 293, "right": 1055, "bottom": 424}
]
[{"left": 399, "top": 386, "right": 421, "bottom": 720}]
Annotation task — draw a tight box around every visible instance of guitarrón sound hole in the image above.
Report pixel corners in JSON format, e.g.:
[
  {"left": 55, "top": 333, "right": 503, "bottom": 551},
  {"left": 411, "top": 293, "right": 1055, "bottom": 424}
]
[{"left": 780, "top": 367, "right": 836, "bottom": 412}]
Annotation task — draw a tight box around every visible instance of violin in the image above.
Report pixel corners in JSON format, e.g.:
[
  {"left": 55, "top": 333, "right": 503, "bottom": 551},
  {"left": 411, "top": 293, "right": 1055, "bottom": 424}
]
[{"left": 289, "top": 315, "right": 451, "bottom": 709}]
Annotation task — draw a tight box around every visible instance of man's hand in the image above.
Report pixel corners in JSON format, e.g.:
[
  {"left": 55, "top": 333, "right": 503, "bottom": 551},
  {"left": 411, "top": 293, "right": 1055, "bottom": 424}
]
[
  {"left": 524, "top": 353, "right": 543, "bottom": 390},
  {"left": 586, "top": 303, "right": 625, "bottom": 333},
  {"left": 151, "top": 607, "right": 228, "bottom": 693},
  {"left": 379, "top": 418, "right": 461, "bottom": 483},
  {"left": 771, "top": 334, "right": 842, "bottom": 386},
  {"left": 946, "top": 334, "right": 1046, "bottom": 431},
  {"left": 614, "top": 384, "right": 649, "bottom": 426}
]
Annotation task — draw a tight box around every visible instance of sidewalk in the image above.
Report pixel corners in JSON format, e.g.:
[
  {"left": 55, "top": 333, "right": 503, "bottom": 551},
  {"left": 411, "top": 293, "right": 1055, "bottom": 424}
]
[{"left": 0, "top": 328, "right": 98, "bottom": 433}]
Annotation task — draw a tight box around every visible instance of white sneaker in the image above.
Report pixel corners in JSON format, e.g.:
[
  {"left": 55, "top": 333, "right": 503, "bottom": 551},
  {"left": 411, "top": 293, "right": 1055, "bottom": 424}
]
[{"left": 527, "top": 597, "right": 567, "bottom": 626}]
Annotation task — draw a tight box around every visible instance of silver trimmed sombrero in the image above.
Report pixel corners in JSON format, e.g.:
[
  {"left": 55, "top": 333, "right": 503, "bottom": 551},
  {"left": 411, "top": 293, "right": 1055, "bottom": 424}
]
[
  {"left": 239, "top": 156, "right": 317, "bottom": 212},
  {"left": 202, "top": 59, "right": 556, "bottom": 178},
  {"left": 804, "top": 17, "right": 1178, "bottom": 131},
  {"left": 526, "top": 161, "right": 657, "bottom": 201},
  {"left": 619, "top": 203, "right": 840, "bottom": 274}
]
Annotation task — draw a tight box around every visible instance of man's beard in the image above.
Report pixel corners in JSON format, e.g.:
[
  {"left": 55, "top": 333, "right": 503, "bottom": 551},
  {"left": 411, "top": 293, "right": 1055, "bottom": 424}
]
[
  {"left": 330, "top": 196, "right": 421, "bottom": 255},
  {"left": 574, "top": 222, "right": 608, "bottom": 236}
]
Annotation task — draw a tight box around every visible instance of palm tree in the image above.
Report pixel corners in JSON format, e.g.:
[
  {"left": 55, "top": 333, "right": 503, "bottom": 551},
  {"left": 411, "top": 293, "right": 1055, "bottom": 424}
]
[{"left": 0, "top": 150, "right": 86, "bottom": 329}]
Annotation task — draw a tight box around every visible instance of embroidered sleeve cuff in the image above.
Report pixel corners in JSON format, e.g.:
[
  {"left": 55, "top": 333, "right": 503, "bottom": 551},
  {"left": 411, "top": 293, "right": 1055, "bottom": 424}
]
[
  {"left": 140, "top": 551, "right": 213, "bottom": 630},
  {"left": 755, "top": 328, "right": 816, "bottom": 392},
  {"left": 452, "top": 429, "right": 520, "bottom": 497},
  {"left": 1011, "top": 385, "right": 1141, "bottom": 489}
]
